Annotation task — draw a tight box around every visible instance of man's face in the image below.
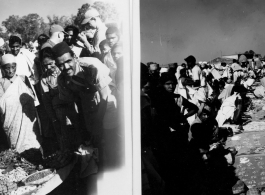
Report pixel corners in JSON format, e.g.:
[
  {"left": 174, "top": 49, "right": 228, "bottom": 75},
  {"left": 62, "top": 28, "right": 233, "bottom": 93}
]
[
  {"left": 106, "top": 33, "right": 119, "bottom": 48},
  {"left": 2, "top": 63, "right": 16, "bottom": 78},
  {"left": 149, "top": 64, "right": 159, "bottom": 75},
  {"left": 55, "top": 52, "right": 76, "bottom": 77},
  {"left": 163, "top": 80, "right": 176, "bottom": 93},
  {"left": 64, "top": 30, "right": 75, "bottom": 45},
  {"left": 10, "top": 42, "right": 21, "bottom": 56},
  {"left": 42, "top": 57, "right": 57, "bottom": 75},
  {"left": 100, "top": 44, "right": 110, "bottom": 55},
  {"left": 85, "top": 28, "right": 96, "bottom": 39},
  {"left": 187, "top": 61, "right": 194, "bottom": 69},
  {"left": 84, "top": 17, "right": 98, "bottom": 30},
  {"left": 200, "top": 111, "right": 210, "bottom": 122},
  {"left": 111, "top": 46, "right": 123, "bottom": 62}
]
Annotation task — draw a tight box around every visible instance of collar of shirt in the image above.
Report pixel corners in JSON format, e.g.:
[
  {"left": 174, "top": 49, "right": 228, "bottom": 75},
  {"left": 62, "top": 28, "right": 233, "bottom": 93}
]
[{"left": 3, "top": 74, "right": 18, "bottom": 83}]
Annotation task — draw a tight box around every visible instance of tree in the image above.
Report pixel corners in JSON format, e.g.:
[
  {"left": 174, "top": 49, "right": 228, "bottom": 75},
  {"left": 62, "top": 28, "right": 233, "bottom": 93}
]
[
  {"left": 74, "top": 1, "right": 119, "bottom": 29},
  {"left": 18, "top": 14, "right": 43, "bottom": 42},
  {"left": 92, "top": 1, "right": 119, "bottom": 23},
  {"left": 2, "top": 14, "right": 45, "bottom": 42},
  {"left": 2, "top": 15, "right": 20, "bottom": 34},
  {"left": 47, "top": 15, "right": 74, "bottom": 27},
  {"left": 74, "top": 3, "right": 91, "bottom": 28}
]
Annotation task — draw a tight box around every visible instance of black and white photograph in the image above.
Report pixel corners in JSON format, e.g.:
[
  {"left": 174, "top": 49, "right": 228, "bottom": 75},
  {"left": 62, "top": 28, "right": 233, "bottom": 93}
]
[
  {"left": 0, "top": 0, "right": 139, "bottom": 194},
  {"left": 140, "top": 0, "right": 265, "bottom": 194}
]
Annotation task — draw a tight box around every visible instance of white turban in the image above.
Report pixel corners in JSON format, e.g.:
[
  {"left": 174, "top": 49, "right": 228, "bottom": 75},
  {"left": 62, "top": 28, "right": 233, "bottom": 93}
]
[{"left": 1, "top": 54, "right": 16, "bottom": 66}]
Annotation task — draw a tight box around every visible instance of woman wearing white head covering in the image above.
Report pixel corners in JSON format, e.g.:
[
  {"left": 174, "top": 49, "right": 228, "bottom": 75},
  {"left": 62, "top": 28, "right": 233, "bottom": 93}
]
[{"left": 0, "top": 54, "right": 40, "bottom": 153}]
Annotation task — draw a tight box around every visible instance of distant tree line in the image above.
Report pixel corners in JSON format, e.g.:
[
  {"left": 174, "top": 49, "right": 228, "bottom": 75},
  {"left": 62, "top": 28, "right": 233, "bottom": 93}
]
[{"left": 0, "top": 1, "right": 119, "bottom": 43}]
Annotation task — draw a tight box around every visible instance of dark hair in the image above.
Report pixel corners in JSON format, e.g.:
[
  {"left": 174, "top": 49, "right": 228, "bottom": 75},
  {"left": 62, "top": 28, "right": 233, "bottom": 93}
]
[
  {"left": 159, "top": 72, "right": 177, "bottom": 85},
  {"left": 112, "top": 42, "right": 123, "bottom": 50},
  {"left": 232, "top": 59, "right": 238, "bottom": 63},
  {"left": 179, "top": 68, "right": 187, "bottom": 77},
  {"left": 106, "top": 26, "right": 120, "bottom": 38},
  {"left": 99, "top": 39, "right": 108, "bottom": 49},
  {"left": 221, "top": 62, "right": 226, "bottom": 67},
  {"left": 64, "top": 25, "right": 79, "bottom": 36},
  {"left": 146, "top": 62, "right": 159, "bottom": 68},
  {"left": 38, "top": 34, "right": 49, "bottom": 45},
  {"left": 39, "top": 47, "right": 54, "bottom": 62},
  {"left": 9, "top": 36, "right": 22, "bottom": 46}
]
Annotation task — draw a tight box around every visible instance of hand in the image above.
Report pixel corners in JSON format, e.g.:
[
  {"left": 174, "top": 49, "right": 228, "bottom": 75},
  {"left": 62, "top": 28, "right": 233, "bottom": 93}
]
[{"left": 78, "top": 32, "right": 89, "bottom": 44}]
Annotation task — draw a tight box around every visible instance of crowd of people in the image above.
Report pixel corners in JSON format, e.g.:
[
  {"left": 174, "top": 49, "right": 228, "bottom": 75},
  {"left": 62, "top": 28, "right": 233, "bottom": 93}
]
[
  {"left": 141, "top": 53, "right": 265, "bottom": 194},
  {"left": 0, "top": 6, "right": 124, "bottom": 188}
]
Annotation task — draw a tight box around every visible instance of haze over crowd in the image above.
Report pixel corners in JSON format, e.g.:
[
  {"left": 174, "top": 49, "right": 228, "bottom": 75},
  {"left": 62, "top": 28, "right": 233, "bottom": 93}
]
[{"left": 141, "top": 0, "right": 265, "bottom": 65}]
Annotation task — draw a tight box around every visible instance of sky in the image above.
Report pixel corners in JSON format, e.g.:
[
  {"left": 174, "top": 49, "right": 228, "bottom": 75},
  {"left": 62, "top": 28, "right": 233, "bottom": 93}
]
[
  {"left": 140, "top": 0, "right": 265, "bottom": 65},
  {"left": 0, "top": 0, "right": 119, "bottom": 25}
]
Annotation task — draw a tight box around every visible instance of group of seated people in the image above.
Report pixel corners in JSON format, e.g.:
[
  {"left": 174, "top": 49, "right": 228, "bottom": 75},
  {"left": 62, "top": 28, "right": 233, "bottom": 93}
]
[{"left": 140, "top": 54, "right": 261, "bottom": 195}]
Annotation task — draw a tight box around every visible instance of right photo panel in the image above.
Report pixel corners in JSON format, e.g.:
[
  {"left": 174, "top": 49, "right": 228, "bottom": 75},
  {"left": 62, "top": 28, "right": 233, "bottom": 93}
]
[{"left": 140, "top": 0, "right": 265, "bottom": 194}]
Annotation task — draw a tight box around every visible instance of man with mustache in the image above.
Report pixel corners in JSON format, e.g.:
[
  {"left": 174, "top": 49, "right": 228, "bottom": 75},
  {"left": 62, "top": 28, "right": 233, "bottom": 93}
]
[{"left": 52, "top": 42, "right": 117, "bottom": 148}]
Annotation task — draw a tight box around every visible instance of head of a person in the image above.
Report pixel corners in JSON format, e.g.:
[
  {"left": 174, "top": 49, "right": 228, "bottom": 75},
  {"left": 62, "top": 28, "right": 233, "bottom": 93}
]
[
  {"left": 184, "top": 55, "right": 196, "bottom": 69},
  {"left": 106, "top": 26, "right": 120, "bottom": 48},
  {"left": 232, "top": 59, "right": 238, "bottom": 64},
  {"left": 199, "top": 105, "right": 211, "bottom": 123},
  {"left": 64, "top": 25, "right": 79, "bottom": 46},
  {"left": 99, "top": 39, "right": 111, "bottom": 55},
  {"left": 179, "top": 68, "right": 187, "bottom": 77},
  {"left": 49, "top": 24, "right": 66, "bottom": 43},
  {"left": 159, "top": 72, "right": 177, "bottom": 93},
  {"left": 81, "top": 8, "right": 102, "bottom": 30},
  {"left": 39, "top": 47, "right": 57, "bottom": 75},
  {"left": 111, "top": 42, "right": 123, "bottom": 62},
  {"left": 219, "top": 80, "right": 225, "bottom": 91},
  {"left": 221, "top": 62, "right": 226, "bottom": 67},
  {"left": 52, "top": 42, "right": 76, "bottom": 78},
  {"left": 168, "top": 63, "right": 178, "bottom": 74},
  {"left": 37, "top": 34, "right": 49, "bottom": 50},
  {"left": 181, "top": 63, "right": 186, "bottom": 68},
  {"left": 0, "top": 54, "right": 16, "bottom": 79},
  {"left": 147, "top": 62, "right": 160, "bottom": 76},
  {"left": 9, "top": 34, "right": 22, "bottom": 56}
]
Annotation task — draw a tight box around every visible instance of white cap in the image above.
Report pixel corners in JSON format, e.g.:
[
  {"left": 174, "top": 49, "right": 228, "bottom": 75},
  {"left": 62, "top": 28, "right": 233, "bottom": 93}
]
[{"left": 1, "top": 54, "right": 16, "bottom": 66}]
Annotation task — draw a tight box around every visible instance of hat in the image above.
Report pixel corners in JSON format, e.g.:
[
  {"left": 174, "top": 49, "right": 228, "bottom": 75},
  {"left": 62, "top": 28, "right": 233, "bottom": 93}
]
[
  {"left": 49, "top": 24, "right": 65, "bottom": 34},
  {"left": 81, "top": 8, "right": 100, "bottom": 25},
  {"left": 52, "top": 42, "right": 72, "bottom": 58},
  {"left": 9, "top": 33, "right": 22, "bottom": 41},
  {"left": 1, "top": 54, "right": 16, "bottom": 66},
  {"left": 0, "top": 38, "right": 4, "bottom": 47},
  {"left": 184, "top": 55, "right": 196, "bottom": 63},
  {"left": 232, "top": 63, "right": 243, "bottom": 72}
]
